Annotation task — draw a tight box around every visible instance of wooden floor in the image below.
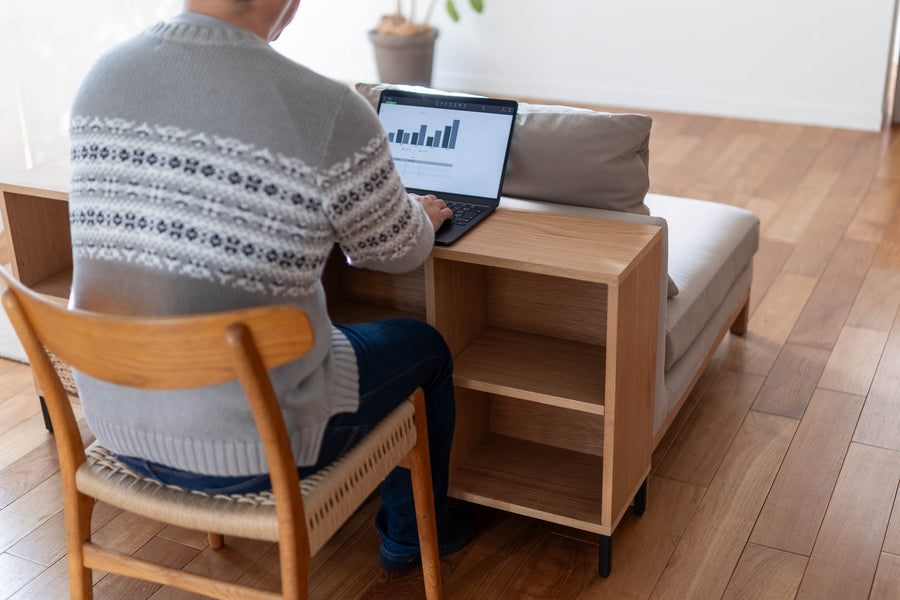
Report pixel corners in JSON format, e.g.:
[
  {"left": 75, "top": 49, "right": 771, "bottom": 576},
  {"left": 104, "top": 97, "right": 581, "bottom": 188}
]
[{"left": 2, "top": 107, "right": 900, "bottom": 599}]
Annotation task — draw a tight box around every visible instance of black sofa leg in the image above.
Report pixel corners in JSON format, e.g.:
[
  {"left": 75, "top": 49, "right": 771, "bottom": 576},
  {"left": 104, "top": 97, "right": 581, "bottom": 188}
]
[
  {"left": 633, "top": 478, "right": 648, "bottom": 516},
  {"left": 598, "top": 534, "right": 612, "bottom": 577},
  {"left": 40, "top": 396, "right": 53, "bottom": 433}
]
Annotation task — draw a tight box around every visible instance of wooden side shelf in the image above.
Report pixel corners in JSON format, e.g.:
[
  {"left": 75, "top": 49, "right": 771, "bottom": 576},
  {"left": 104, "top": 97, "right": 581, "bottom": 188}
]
[{"left": 425, "top": 208, "right": 661, "bottom": 543}]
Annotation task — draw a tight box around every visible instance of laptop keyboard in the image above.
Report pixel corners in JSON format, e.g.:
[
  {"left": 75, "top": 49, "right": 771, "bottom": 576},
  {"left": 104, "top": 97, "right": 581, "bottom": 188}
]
[{"left": 445, "top": 201, "right": 488, "bottom": 225}]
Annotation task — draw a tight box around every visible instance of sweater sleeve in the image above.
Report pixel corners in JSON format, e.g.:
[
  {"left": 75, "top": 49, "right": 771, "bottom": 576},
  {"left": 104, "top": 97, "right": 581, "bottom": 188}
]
[{"left": 316, "top": 88, "right": 434, "bottom": 273}]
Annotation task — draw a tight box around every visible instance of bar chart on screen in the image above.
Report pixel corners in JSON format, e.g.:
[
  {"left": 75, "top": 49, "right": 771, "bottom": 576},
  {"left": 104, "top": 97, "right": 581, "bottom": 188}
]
[{"left": 388, "top": 119, "right": 461, "bottom": 149}]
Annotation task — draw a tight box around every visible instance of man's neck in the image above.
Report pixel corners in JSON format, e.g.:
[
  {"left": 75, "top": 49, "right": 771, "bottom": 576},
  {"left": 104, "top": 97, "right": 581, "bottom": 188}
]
[{"left": 184, "top": 1, "right": 271, "bottom": 40}]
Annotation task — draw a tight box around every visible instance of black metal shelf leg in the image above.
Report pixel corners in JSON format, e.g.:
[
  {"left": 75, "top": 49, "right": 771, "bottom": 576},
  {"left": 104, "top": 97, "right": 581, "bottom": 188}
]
[
  {"left": 598, "top": 534, "right": 612, "bottom": 577},
  {"left": 633, "top": 478, "right": 648, "bottom": 516}
]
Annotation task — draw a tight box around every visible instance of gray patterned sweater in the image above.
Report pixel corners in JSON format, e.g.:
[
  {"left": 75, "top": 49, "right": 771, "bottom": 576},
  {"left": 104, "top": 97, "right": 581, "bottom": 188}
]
[{"left": 68, "top": 13, "right": 434, "bottom": 476}]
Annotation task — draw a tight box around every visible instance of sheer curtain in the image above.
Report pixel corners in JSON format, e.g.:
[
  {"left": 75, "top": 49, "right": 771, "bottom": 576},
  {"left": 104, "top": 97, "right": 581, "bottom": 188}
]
[{"left": 0, "top": 1, "right": 182, "bottom": 176}]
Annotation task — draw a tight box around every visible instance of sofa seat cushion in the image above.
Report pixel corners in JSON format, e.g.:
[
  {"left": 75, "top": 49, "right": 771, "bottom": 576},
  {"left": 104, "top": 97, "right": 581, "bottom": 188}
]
[{"left": 646, "top": 195, "right": 759, "bottom": 369}]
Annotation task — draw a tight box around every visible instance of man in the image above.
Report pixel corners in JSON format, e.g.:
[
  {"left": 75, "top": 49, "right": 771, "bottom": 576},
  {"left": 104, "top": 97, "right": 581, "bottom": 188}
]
[{"left": 69, "top": 0, "right": 472, "bottom": 571}]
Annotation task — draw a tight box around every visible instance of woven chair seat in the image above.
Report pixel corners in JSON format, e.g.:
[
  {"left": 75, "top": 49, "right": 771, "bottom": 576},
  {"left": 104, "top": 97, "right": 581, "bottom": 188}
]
[{"left": 77, "top": 400, "right": 417, "bottom": 555}]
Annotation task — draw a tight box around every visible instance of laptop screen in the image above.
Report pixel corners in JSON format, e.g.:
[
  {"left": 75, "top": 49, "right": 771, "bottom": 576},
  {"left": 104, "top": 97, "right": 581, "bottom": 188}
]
[{"left": 377, "top": 91, "right": 517, "bottom": 201}]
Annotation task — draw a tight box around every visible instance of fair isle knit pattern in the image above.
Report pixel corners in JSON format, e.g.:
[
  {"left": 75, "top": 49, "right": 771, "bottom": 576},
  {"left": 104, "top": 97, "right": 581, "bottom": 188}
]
[
  {"left": 68, "top": 12, "right": 435, "bottom": 476},
  {"left": 70, "top": 116, "right": 420, "bottom": 298}
]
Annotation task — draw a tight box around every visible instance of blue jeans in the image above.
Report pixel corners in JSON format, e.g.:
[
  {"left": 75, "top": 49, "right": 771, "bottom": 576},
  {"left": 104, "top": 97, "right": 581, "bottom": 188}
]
[{"left": 117, "top": 318, "right": 455, "bottom": 557}]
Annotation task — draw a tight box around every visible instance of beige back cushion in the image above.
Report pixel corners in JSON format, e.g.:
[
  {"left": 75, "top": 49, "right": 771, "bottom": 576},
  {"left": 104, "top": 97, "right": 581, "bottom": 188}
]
[{"left": 503, "top": 103, "right": 651, "bottom": 216}]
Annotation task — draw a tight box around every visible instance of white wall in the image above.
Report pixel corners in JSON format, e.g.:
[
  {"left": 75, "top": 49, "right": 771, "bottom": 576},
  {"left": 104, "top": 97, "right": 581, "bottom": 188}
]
[
  {"left": 0, "top": 1, "right": 182, "bottom": 175},
  {"left": 1, "top": 0, "right": 896, "bottom": 179},
  {"left": 276, "top": 0, "right": 898, "bottom": 131}
]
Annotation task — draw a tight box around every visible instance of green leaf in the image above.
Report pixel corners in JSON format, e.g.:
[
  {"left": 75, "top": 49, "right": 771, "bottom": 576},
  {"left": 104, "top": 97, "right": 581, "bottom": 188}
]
[
  {"left": 446, "top": 0, "right": 460, "bottom": 22},
  {"left": 470, "top": 0, "right": 484, "bottom": 13}
]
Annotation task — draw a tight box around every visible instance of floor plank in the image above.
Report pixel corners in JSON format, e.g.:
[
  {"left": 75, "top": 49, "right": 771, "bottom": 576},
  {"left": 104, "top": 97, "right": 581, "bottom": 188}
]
[
  {"left": 870, "top": 552, "right": 900, "bottom": 600},
  {"left": 574, "top": 476, "right": 705, "bottom": 600},
  {"left": 817, "top": 326, "right": 888, "bottom": 396},
  {"left": 440, "top": 511, "right": 551, "bottom": 599},
  {"left": 6, "top": 557, "right": 71, "bottom": 600},
  {"left": 655, "top": 369, "right": 764, "bottom": 487},
  {"left": 795, "top": 443, "right": 900, "bottom": 600},
  {"left": 6, "top": 502, "right": 119, "bottom": 567},
  {"left": 90, "top": 510, "right": 168, "bottom": 557},
  {"left": 751, "top": 125, "right": 832, "bottom": 206},
  {"left": 781, "top": 140, "right": 878, "bottom": 278},
  {"left": 751, "top": 343, "right": 829, "bottom": 419},
  {"left": 884, "top": 489, "right": 900, "bottom": 556},
  {"left": 854, "top": 305, "right": 900, "bottom": 451},
  {"left": 746, "top": 237, "right": 794, "bottom": 317},
  {"left": 718, "top": 272, "right": 817, "bottom": 376},
  {"left": 788, "top": 238, "right": 877, "bottom": 349},
  {"left": 649, "top": 411, "right": 797, "bottom": 600},
  {"left": 749, "top": 389, "right": 865, "bottom": 556},
  {"left": 503, "top": 526, "right": 597, "bottom": 600},
  {"left": 0, "top": 552, "right": 44, "bottom": 600},
  {"left": 846, "top": 176, "right": 900, "bottom": 244},
  {"left": 846, "top": 267, "right": 900, "bottom": 332},
  {"left": 720, "top": 544, "right": 806, "bottom": 600},
  {"left": 0, "top": 476, "right": 63, "bottom": 554},
  {"left": 871, "top": 184, "right": 900, "bottom": 270},
  {"left": 94, "top": 536, "right": 201, "bottom": 600},
  {"left": 763, "top": 128, "right": 859, "bottom": 245}
]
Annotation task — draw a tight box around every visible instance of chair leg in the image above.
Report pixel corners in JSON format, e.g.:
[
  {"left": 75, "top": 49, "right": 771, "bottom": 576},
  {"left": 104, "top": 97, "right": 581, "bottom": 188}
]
[
  {"left": 67, "top": 493, "right": 95, "bottom": 599},
  {"left": 408, "top": 391, "right": 442, "bottom": 600},
  {"left": 207, "top": 532, "right": 224, "bottom": 549}
]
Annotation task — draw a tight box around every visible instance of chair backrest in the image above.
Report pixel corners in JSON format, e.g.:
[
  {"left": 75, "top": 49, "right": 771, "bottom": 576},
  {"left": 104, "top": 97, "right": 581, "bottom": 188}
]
[{"left": 0, "top": 270, "right": 313, "bottom": 390}]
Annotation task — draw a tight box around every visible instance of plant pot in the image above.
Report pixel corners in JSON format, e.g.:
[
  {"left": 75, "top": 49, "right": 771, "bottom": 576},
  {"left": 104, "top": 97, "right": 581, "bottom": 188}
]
[{"left": 368, "top": 29, "right": 439, "bottom": 87}]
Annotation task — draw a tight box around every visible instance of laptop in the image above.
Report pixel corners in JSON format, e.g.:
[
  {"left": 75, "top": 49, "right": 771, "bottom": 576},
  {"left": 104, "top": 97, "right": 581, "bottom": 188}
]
[{"left": 377, "top": 89, "right": 518, "bottom": 245}]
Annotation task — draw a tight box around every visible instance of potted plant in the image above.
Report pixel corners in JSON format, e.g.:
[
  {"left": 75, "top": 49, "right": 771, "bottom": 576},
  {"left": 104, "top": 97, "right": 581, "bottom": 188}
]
[{"left": 368, "top": 0, "right": 484, "bottom": 87}]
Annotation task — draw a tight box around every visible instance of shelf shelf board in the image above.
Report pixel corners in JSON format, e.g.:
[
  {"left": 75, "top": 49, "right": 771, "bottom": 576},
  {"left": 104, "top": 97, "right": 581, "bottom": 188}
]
[
  {"left": 453, "top": 327, "right": 605, "bottom": 414},
  {"left": 449, "top": 434, "right": 608, "bottom": 534}
]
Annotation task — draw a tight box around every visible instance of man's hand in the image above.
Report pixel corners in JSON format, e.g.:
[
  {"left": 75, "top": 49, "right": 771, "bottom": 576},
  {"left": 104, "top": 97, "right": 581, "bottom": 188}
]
[{"left": 411, "top": 193, "right": 453, "bottom": 232}]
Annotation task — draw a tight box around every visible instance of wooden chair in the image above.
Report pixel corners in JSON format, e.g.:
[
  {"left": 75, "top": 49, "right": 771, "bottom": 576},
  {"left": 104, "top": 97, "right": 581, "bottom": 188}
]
[{"left": 0, "top": 268, "right": 441, "bottom": 600}]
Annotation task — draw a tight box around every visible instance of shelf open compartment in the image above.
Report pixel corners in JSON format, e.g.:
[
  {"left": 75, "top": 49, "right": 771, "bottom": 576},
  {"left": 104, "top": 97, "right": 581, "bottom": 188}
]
[
  {"left": 453, "top": 327, "right": 606, "bottom": 413},
  {"left": 447, "top": 387, "right": 609, "bottom": 533},
  {"left": 427, "top": 253, "right": 616, "bottom": 531},
  {"left": 323, "top": 245, "right": 427, "bottom": 323},
  {"left": 0, "top": 190, "right": 73, "bottom": 302}
]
